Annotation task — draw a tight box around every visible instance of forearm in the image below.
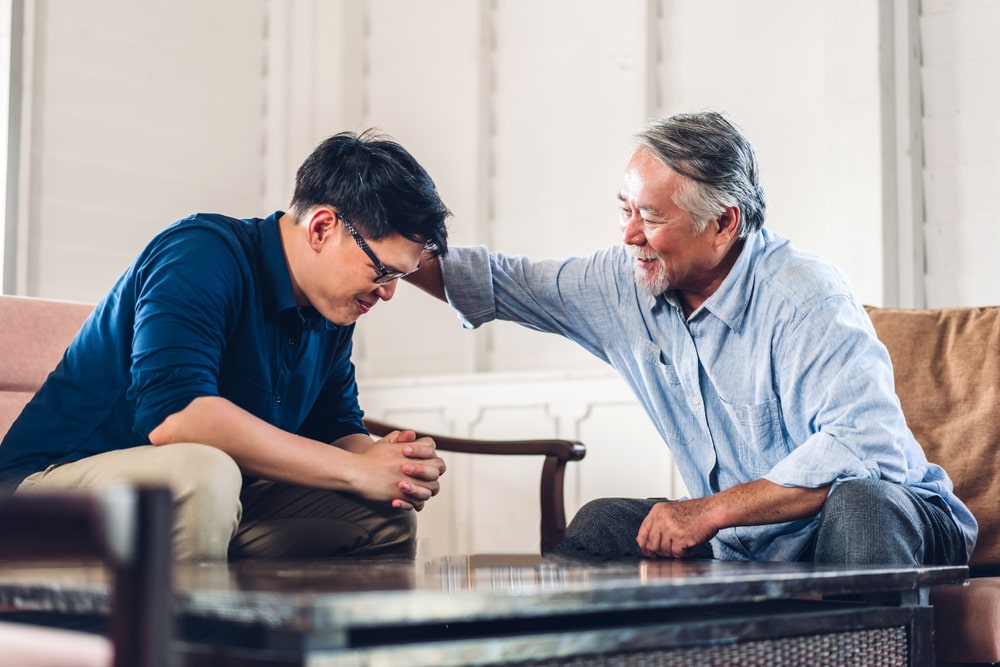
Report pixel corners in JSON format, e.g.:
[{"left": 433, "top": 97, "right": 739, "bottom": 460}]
[
  {"left": 148, "top": 396, "right": 445, "bottom": 510},
  {"left": 704, "top": 479, "right": 830, "bottom": 530},
  {"left": 147, "top": 395, "right": 361, "bottom": 490},
  {"left": 637, "top": 478, "right": 831, "bottom": 558},
  {"left": 405, "top": 254, "right": 446, "bottom": 301}
]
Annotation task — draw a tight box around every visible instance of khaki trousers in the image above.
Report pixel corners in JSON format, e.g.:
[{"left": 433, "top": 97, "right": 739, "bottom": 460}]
[{"left": 17, "top": 444, "right": 416, "bottom": 562}]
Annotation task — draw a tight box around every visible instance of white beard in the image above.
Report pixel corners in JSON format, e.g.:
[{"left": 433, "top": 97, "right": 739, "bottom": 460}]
[{"left": 627, "top": 248, "right": 670, "bottom": 296}]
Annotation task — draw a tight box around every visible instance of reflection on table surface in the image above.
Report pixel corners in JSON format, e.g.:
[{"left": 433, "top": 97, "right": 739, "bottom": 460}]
[
  {"left": 170, "top": 552, "right": 966, "bottom": 597},
  {"left": 0, "top": 554, "right": 967, "bottom": 598},
  {"left": 0, "top": 554, "right": 968, "bottom": 631}
]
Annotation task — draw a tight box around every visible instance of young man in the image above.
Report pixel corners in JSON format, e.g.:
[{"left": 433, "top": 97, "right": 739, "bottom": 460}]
[
  {"left": 408, "top": 111, "right": 977, "bottom": 566},
  {"left": 0, "top": 130, "right": 451, "bottom": 561}
]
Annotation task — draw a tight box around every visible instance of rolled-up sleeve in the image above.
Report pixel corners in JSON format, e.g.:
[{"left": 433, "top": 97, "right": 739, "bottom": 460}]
[
  {"left": 764, "top": 296, "right": 910, "bottom": 490},
  {"left": 127, "top": 227, "right": 245, "bottom": 438},
  {"left": 441, "top": 245, "right": 500, "bottom": 329}
]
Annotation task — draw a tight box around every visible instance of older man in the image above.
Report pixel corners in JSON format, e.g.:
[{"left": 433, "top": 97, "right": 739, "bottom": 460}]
[{"left": 408, "top": 111, "right": 976, "bottom": 566}]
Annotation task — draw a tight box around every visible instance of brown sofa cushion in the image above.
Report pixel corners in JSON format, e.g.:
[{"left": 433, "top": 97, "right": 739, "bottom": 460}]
[{"left": 866, "top": 305, "right": 1000, "bottom": 568}]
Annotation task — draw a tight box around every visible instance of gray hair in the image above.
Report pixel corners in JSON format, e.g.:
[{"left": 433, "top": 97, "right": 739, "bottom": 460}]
[{"left": 635, "top": 111, "right": 766, "bottom": 237}]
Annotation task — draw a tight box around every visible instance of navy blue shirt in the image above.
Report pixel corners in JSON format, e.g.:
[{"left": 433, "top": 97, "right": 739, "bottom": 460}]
[{"left": 0, "top": 212, "right": 366, "bottom": 487}]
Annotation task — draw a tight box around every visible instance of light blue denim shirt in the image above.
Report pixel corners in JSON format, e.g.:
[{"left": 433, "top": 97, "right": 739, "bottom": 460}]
[{"left": 440, "top": 228, "right": 977, "bottom": 562}]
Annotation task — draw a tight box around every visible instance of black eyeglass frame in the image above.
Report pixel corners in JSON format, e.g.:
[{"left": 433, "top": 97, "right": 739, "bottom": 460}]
[{"left": 337, "top": 213, "right": 419, "bottom": 285}]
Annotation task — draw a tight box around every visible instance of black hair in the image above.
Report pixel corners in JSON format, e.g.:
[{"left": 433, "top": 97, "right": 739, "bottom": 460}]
[{"left": 290, "top": 129, "right": 451, "bottom": 256}]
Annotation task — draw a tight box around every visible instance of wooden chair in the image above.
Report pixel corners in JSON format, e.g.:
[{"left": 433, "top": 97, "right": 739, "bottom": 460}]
[
  {"left": 0, "top": 485, "right": 174, "bottom": 667},
  {"left": 364, "top": 418, "right": 586, "bottom": 552}
]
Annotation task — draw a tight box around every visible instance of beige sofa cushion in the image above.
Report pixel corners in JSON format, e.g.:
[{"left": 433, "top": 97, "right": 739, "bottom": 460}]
[
  {"left": 0, "top": 296, "right": 93, "bottom": 438},
  {"left": 866, "top": 305, "right": 1000, "bottom": 568}
]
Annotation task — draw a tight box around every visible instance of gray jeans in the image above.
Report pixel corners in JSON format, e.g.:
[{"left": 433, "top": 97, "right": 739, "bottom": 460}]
[{"left": 553, "top": 479, "right": 967, "bottom": 565}]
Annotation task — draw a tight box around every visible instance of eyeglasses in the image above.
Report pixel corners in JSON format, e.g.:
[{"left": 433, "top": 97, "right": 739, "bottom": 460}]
[{"left": 337, "top": 214, "right": 419, "bottom": 285}]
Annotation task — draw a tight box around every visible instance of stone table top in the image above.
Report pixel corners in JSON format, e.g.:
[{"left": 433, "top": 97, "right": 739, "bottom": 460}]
[{"left": 0, "top": 554, "right": 968, "bottom": 633}]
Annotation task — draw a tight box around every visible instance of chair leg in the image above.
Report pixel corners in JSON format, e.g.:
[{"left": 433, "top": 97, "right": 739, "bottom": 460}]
[{"left": 110, "top": 488, "right": 173, "bottom": 667}]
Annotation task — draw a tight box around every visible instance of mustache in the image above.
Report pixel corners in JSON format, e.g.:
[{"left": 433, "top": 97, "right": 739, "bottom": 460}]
[{"left": 625, "top": 246, "right": 659, "bottom": 262}]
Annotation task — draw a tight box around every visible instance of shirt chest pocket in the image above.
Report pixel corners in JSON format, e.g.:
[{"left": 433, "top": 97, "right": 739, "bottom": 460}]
[
  {"left": 632, "top": 339, "right": 695, "bottom": 446},
  {"left": 719, "top": 396, "right": 787, "bottom": 475}
]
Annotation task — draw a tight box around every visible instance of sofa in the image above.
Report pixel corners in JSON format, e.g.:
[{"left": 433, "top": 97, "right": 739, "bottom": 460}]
[
  {"left": 866, "top": 304, "right": 1000, "bottom": 665},
  {"left": 0, "top": 294, "right": 996, "bottom": 664}
]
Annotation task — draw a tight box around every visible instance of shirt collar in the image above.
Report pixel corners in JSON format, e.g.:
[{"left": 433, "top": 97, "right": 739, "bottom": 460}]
[
  {"left": 695, "top": 229, "right": 763, "bottom": 332},
  {"left": 258, "top": 211, "right": 300, "bottom": 319},
  {"left": 258, "top": 211, "right": 342, "bottom": 332}
]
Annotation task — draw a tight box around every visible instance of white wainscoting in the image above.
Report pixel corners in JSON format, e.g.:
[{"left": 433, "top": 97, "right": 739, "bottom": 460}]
[{"left": 358, "top": 370, "right": 687, "bottom": 557}]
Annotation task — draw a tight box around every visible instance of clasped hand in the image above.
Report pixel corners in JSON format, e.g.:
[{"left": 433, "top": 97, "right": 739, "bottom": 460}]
[{"left": 362, "top": 429, "right": 446, "bottom": 511}]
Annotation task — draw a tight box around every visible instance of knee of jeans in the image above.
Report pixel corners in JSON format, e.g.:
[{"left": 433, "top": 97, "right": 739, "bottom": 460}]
[
  {"left": 567, "top": 498, "right": 626, "bottom": 534},
  {"left": 569, "top": 499, "right": 610, "bottom": 526},
  {"left": 824, "top": 479, "right": 884, "bottom": 516},
  {"left": 392, "top": 510, "right": 418, "bottom": 550},
  {"left": 163, "top": 445, "right": 243, "bottom": 561},
  {"left": 379, "top": 507, "right": 417, "bottom": 543},
  {"left": 163, "top": 444, "right": 242, "bottom": 512}
]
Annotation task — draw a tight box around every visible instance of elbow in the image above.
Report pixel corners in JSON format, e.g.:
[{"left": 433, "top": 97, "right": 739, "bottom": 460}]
[
  {"left": 147, "top": 416, "right": 177, "bottom": 446},
  {"left": 145, "top": 395, "right": 222, "bottom": 446}
]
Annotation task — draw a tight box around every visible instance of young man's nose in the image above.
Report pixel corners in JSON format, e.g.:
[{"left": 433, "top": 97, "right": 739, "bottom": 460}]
[{"left": 375, "top": 281, "right": 397, "bottom": 301}]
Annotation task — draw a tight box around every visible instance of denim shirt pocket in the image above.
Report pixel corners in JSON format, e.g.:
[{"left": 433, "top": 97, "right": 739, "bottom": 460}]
[
  {"left": 719, "top": 395, "right": 786, "bottom": 476},
  {"left": 632, "top": 339, "right": 694, "bottom": 447}
]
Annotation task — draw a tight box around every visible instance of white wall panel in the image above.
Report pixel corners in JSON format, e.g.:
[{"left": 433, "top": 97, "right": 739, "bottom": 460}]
[
  {"left": 17, "top": 0, "right": 267, "bottom": 301},
  {"left": 346, "top": 0, "right": 486, "bottom": 377},
  {"left": 920, "top": 0, "right": 1000, "bottom": 307},
  {"left": 653, "top": 0, "right": 886, "bottom": 307},
  {"left": 483, "top": 0, "right": 646, "bottom": 374}
]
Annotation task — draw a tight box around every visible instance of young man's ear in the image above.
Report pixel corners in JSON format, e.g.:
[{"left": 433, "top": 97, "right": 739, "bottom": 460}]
[{"left": 307, "top": 207, "right": 338, "bottom": 249}]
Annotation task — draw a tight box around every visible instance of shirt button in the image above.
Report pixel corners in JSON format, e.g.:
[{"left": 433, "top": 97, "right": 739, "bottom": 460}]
[
  {"left": 692, "top": 396, "right": 702, "bottom": 405},
  {"left": 287, "top": 338, "right": 296, "bottom": 346},
  {"left": 275, "top": 395, "right": 283, "bottom": 404}
]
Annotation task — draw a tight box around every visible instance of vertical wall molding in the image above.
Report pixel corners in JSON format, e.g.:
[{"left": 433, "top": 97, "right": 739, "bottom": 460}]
[
  {"left": 473, "top": 0, "right": 496, "bottom": 372},
  {"left": 3, "top": 0, "right": 28, "bottom": 295},
  {"left": 644, "top": 0, "right": 663, "bottom": 123},
  {"left": 262, "top": 0, "right": 290, "bottom": 210},
  {"left": 880, "top": 0, "right": 926, "bottom": 308}
]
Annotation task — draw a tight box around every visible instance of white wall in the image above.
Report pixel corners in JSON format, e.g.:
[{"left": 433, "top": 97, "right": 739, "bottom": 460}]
[
  {"left": 920, "top": 0, "right": 1000, "bottom": 308},
  {"left": 10, "top": 0, "right": 268, "bottom": 301}
]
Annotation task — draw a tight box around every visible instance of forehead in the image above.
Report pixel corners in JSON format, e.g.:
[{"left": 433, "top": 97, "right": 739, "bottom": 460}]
[{"left": 620, "top": 148, "right": 682, "bottom": 205}]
